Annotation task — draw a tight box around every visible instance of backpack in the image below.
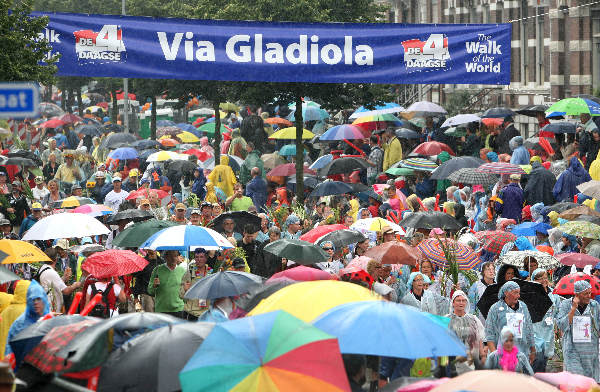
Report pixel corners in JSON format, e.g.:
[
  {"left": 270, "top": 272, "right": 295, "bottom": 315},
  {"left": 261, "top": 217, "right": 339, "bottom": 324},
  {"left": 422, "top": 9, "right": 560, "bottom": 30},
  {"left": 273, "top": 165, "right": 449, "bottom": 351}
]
[
  {"left": 88, "top": 282, "right": 116, "bottom": 319},
  {"left": 33, "top": 265, "right": 52, "bottom": 284}
]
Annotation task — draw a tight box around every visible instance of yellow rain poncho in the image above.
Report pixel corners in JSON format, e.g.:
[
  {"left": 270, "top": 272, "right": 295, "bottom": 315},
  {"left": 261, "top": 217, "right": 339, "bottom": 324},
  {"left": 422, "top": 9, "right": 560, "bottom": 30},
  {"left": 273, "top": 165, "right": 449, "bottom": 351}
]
[
  {"left": 0, "top": 280, "right": 30, "bottom": 358},
  {"left": 590, "top": 155, "right": 600, "bottom": 180},
  {"left": 0, "top": 293, "right": 13, "bottom": 314},
  {"left": 207, "top": 156, "right": 237, "bottom": 197},
  {"left": 349, "top": 199, "right": 360, "bottom": 221},
  {"left": 204, "top": 182, "right": 219, "bottom": 204}
]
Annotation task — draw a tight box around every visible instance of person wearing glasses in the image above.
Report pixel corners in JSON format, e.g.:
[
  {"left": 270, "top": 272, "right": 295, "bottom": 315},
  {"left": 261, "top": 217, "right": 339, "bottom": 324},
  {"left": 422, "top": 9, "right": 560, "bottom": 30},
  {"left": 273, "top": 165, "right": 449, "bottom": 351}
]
[
  {"left": 316, "top": 241, "right": 343, "bottom": 275},
  {"left": 531, "top": 268, "right": 561, "bottom": 372}
]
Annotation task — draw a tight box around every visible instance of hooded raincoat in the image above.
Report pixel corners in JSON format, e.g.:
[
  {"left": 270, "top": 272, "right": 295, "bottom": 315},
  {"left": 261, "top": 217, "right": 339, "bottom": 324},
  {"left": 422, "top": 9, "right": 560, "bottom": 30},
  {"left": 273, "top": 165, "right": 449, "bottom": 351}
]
[
  {"left": 509, "top": 136, "right": 530, "bottom": 165},
  {"left": 553, "top": 157, "right": 592, "bottom": 202},
  {"left": 207, "top": 156, "right": 237, "bottom": 197},
  {"left": 0, "top": 280, "right": 29, "bottom": 359},
  {"left": 399, "top": 272, "right": 438, "bottom": 315},
  {"left": 524, "top": 161, "right": 556, "bottom": 206},
  {"left": 485, "top": 326, "right": 534, "bottom": 374}
]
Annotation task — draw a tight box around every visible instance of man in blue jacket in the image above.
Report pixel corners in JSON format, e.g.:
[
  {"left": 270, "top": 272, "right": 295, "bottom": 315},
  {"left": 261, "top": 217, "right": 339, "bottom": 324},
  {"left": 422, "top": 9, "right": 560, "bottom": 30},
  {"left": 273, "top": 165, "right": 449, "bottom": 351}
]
[{"left": 495, "top": 174, "right": 524, "bottom": 223}]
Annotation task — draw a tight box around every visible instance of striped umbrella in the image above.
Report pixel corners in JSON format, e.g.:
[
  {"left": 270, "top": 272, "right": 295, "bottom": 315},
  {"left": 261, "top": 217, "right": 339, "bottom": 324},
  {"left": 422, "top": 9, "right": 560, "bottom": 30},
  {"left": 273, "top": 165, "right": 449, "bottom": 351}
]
[
  {"left": 447, "top": 168, "right": 499, "bottom": 185},
  {"left": 474, "top": 230, "right": 517, "bottom": 254},
  {"left": 476, "top": 162, "right": 526, "bottom": 175},
  {"left": 399, "top": 157, "right": 438, "bottom": 172},
  {"left": 417, "top": 238, "right": 480, "bottom": 270},
  {"left": 351, "top": 114, "right": 403, "bottom": 131}
]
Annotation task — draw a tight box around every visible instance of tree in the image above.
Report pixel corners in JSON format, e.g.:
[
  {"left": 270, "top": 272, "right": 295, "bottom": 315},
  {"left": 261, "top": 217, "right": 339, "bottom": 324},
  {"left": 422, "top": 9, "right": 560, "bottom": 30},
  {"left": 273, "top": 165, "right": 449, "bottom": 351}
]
[
  {"left": 133, "top": 78, "right": 169, "bottom": 140},
  {"left": 0, "top": 0, "right": 57, "bottom": 84}
]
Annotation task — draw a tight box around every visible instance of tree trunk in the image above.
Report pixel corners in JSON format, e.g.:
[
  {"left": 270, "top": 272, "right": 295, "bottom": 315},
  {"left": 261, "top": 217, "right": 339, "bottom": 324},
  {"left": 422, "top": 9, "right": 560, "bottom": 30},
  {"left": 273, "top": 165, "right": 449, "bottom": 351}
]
[
  {"left": 213, "top": 101, "right": 222, "bottom": 165},
  {"left": 67, "top": 88, "right": 75, "bottom": 111},
  {"left": 150, "top": 96, "right": 157, "bottom": 140},
  {"left": 60, "top": 88, "right": 66, "bottom": 110},
  {"left": 46, "top": 83, "right": 53, "bottom": 102},
  {"left": 76, "top": 86, "right": 83, "bottom": 117},
  {"left": 294, "top": 95, "right": 304, "bottom": 203},
  {"left": 111, "top": 87, "right": 118, "bottom": 123}
]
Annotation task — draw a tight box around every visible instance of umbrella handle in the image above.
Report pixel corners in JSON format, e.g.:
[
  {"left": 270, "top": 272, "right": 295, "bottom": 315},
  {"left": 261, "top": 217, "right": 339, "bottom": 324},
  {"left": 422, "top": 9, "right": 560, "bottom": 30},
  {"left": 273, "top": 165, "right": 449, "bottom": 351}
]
[
  {"left": 80, "top": 293, "right": 102, "bottom": 316},
  {"left": 68, "top": 292, "right": 83, "bottom": 315}
]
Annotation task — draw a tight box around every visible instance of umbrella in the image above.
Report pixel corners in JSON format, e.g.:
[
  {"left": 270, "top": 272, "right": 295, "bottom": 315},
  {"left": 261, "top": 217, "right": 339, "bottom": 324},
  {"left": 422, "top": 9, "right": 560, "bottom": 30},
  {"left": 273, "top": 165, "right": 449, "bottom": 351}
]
[
  {"left": 177, "top": 131, "right": 200, "bottom": 143},
  {"left": 516, "top": 104, "right": 550, "bottom": 117},
  {"left": 107, "top": 208, "right": 154, "bottom": 223},
  {"left": 103, "top": 123, "right": 123, "bottom": 133},
  {"left": 146, "top": 150, "right": 187, "bottom": 162},
  {"left": 349, "top": 102, "right": 404, "bottom": 119},
  {"left": 157, "top": 126, "right": 181, "bottom": 138},
  {"left": 417, "top": 238, "right": 480, "bottom": 270},
  {"left": 287, "top": 175, "right": 318, "bottom": 190},
  {"left": 100, "top": 133, "right": 137, "bottom": 150},
  {"left": 75, "top": 124, "right": 103, "bottom": 137},
  {"left": 574, "top": 215, "right": 600, "bottom": 225},
  {"left": 554, "top": 272, "right": 600, "bottom": 296},
  {"left": 39, "top": 118, "right": 66, "bottom": 128},
  {"left": 183, "top": 271, "right": 262, "bottom": 300},
  {"left": 319, "top": 157, "right": 372, "bottom": 176},
  {"left": 179, "top": 311, "right": 350, "bottom": 392},
  {"left": 99, "top": 322, "right": 215, "bottom": 392},
  {"left": 556, "top": 253, "right": 600, "bottom": 268},
  {"left": 39, "top": 102, "right": 64, "bottom": 117},
  {"left": 112, "top": 219, "right": 179, "bottom": 248},
  {"left": 0, "top": 240, "right": 51, "bottom": 264},
  {"left": 263, "top": 239, "right": 329, "bottom": 265},
  {"left": 159, "top": 138, "right": 180, "bottom": 147},
  {"left": 476, "top": 279, "right": 552, "bottom": 322},
  {"left": 542, "top": 121, "right": 577, "bottom": 134},
  {"left": 131, "top": 139, "right": 161, "bottom": 150},
  {"left": 141, "top": 225, "right": 234, "bottom": 251},
  {"left": 385, "top": 167, "right": 415, "bottom": 176},
  {"left": 267, "top": 266, "right": 333, "bottom": 283},
  {"left": 22, "top": 213, "right": 110, "bottom": 240},
  {"left": 499, "top": 250, "right": 560, "bottom": 269},
  {"left": 430, "top": 370, "right": 559, "bottom": 392},
  {"left": 309, "top": 181, "right": 354, "bottom": 197},
  {"left": 352, "top": 113, "right": 403, "bottom": 131},
  {"left": 547, "top": 97, "right": 600, "bottom": 116},
  {"left": 287, "top": 105, "right": 329, "bottom": 122},
  {"left": 363, "top": 242, "right": 418, "bottom": 265},
  {"left": 125, "top": 188, "right": 169, "bottom": 201},
  {"left": 481, "top": 117, "right": 504, "bottom": 128},
  {"left": 351, "top": 217, "right": 405, "bottom": 233},
  {"left": 279, "top": 144, "right": 298, "bottom": 156},
  {"left": 50, "top": 196, "right": 96, "bottom": 209},
  {"left": 474, "top": 231, "right": 517, "bottom": 255},
  {"left": 299, "top": 224, "right": 347, "bottom": 243},
  {"left": 0, "top": 156, "right": 35, "bottom": 166},
  {"left": 81, "top": 249, "right": 148, "bottom": 279},
  {"left": 208, "top": 211, "right": 262, "bottom": 234},
  {"left": 441, "top": 114, "right": 480, "bottom": 128},
  {"left": 410, "top": 141, "right": 454, "bottom": 156},
  {"left": 264, "top": 117, "right": 293, "bottom": 127},
  {"left": 69, "top": 243, "right": 105, "bottom": 255},
  {"left": 524, "top": 137, "right": 558, "bottom": 151},
  {"left": 269, "top": 127, "right": 315, "bottom": 140},
  {"left": 316, "top": 229, "right": 367, "bottom": 249},
  {"left": 219, "top": 102, "right": 239, "bottom": 112},
  {"left": 156, "top": 120, "right": 175, "bottom": 127},
  {"left": 404, "top": 101, "right": 447, "bottom": 117},
  {"left": 261, "top": 153, "right": 287, "bottom": 170},
  {"left": 313, "top": 301, "right": 466, "bottom": 358},
  {"left": 399, "top": 211, "right": 462, "bottom": 231},
  {"left": 248, "top": 280, "right": 380, "bottom": 322},
  {"left": 399, "top": 157, "right": 438, "bottom": 172},
  {"left": 559, "top": 220, "right": 600, "bottom": 238},
  {"left": 0, "top": 265, "right": 20, "bottom": 284},
  {"left": 107, "top": 147, "right": 138, "bottom": 160},
  {"left": 546, "top": 202, "right": 579, "bottom": 214},
  {"left": 199, "top": 155, "right": 243, "bottom": 172},
  {"left": 197, "top": 123, "right": 232, "bottom": 135},
  {"left": 319, "top": 124, "right": 366, "bottom": 140},
  {"left": 510, "top": 222, "right": 553, "bottom": 236},
  {"left": 183, "top": 148, "right": 211, "bottom": 162},
  {"left": 534, "top": 371, "right": 597, "bottom": 391},
  {"left": 395, "top": 128, "right": 422, "bottom": 139},
  {"left": 430, "top": 156, "right": 484, "bottom": 180},
  {"left": 70, "top": 204, "right": 113, "bottom": 217},
  {"left": 481, "top": 107, "right": 515, "bottom": 118},
  {"left": 577, "top": 180, "right": 600, "bottom": 200},
  {"left": 476, "top": 162, "right": 526, "bottom": 175},
  {"left": 447, "top": 168, "right": 498, "bottom": 186}
]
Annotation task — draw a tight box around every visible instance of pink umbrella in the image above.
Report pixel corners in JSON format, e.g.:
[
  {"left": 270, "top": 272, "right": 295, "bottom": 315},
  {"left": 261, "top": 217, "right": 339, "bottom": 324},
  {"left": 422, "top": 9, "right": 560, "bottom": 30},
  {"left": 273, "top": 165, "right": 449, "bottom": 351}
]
[
  {"left": 346, "top": 256, "right": 371, "bottom": 270},
  {"left": 398, "top": 378, "right": 449, "bottom": 392},
  {"left": 266, "top": 265, "right": 333, "bottom": 282},
  {"left": 71, "top": 204, "right": 113, "bottom": 217},
  {"left": 534, "top": 372, "right": 597, "bottom": 392},
  {"left": 299, "top": 224, "right": 347, "bottom": 243},
  {"left": 556, "top": 253, "right": 600, "bottom": 269}
]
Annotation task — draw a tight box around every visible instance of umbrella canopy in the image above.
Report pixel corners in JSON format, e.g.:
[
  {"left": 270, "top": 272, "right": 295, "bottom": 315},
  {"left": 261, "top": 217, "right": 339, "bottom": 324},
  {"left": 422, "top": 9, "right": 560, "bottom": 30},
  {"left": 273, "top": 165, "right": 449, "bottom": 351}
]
[
  {"left": 107, "top": 147, "right": 138, "bottom": 160},
  {"left": 237, "top": 281, "right": 298, "bottom": 312},
  {"left": 316, "top": 229, "right": 367, "bottom": 249},
  {"left": 267, "top": 163, "right": 316, "bottom": 177},
  {"left": 209, "top": 211, "right": 262, "bottom": 234},
  {"left": 278, "top": 144, "right": 298, "bottom": 156},
  {"left": 159, "top": 138, "right": 180, "bottom": 147},
  {"left": 574, "top": 215, "right": 600, "bottom": 225},
  {"left": 0, "top": 266, "right": 20, "bottom": 284},
  {"left": 184, "top": 271, "right": 262, "bottom": 300},
  {"left": 146, "top": 150, "right": 188, "bottom": 162},
  {"left": 577, "top": 180, "right": 600, "bottom": 200},
  {"left": 157, "top": 126, "right": 181, "bottom": 138},
  {"left": 39, "top": 102, "right": 64, "bottom": 117},
  {"left": 261, "top": 153, "right": 287, "bottom": 170},
  {"left": 299, "top": 224, "right": 347, "bottom": 243},
  {"left": 554, "top": 272, "right": 600, "bottom": 296},
  {"left": 410, "top": 141, "right": 454, "bottom": 156},
  {"left": 180, "top": 310, "right": 350, "bottom": 392},
  {"left": 131, "top": 139, "right": 161, "bottom": 150},
  {"left": 559, "top": 220, "right": 600, "bottom": 239},
  {"left": 22, "top": 213, "right": 110, "bottom": 240},
  {"left": 499, "top": 250, "right": 560, "bottom": 269},
  {"left": 430, "top": 156, "right": 484, "bottom": 180},
  {"left": 363, "top": 242, "right": 418, "bottom": 265},
  {"left": 441, "top": 114, "right": 480, "bottom": 128},
  {"left": 477, "top": 279, "right": 552, "bottom": 322},
  {"left": 546, "top": 97, "right": 600, "bottom": 116},
  {"left": 309, "top": 181, "right": 354, "bottom": 197},
  {"left": 351, "top": 113, "right": 403, "bottom": 131},
  {"left": 395, "top": 128, "right": 422, "bottom": 139},
  {"left": 524, "top": 136, "right": 558, "bottom": 151},
  {"left": 351, "top": 217, "right": 405, "bottom": 234},
  {"left": 473, "top": 231, "right": 516, "bottom": 255},
  {"left": 447, "top": 168, "right": 498, "bottom": 186},
  {"left": 249, "top": 280, "right": 380, "bottom": 322},
  {"left": 287, "top": 175, "right": 319, "bottom": 190},
  {"left": 510, "top": 222, "right": 553, "bottom": 236},
  {"left": 177, "top": 131, "right": 200, "bottom": 143},
  {"left": 516, "top": 104, "right": 549, "bottom": 117},
  {"left": 398, "top": 157, "right": 438, "bottom": 172},
  {"left": 0, "top": 240, "right": 51, "bottom": 264},
  {"left": 112, "top": 219, "right": 179, "bottom": 248},
  {"left": 385, "top": 167, "right": 416, "bottom": 176},
  {"left": 556, "top": 253, "right": 600, "bottom": 268},
  {"left": 200, "top": 155, "right": 243, "bottom": 172},
  {"left": 125, "top": 188, "right": 170, "bottom": 201},
  {"left": 50, "top": 196, "right": 96, "bottom": 209},
  {"left": 264, "top": 239, "right": 329, "bottom": 265},
  {"left": 349, "top": 102, "right": 404, "bottom": 119},
  {"left": 319, "top": 124, "right": 365, "bottom": 140},
  {"left": 481, "top": 107, "right": 515, "bottom": 118},
  {"left": 107, "top": 208, "right": 154, "bottom": 223},
  {"left": 405, "top": 101, "right": 447, "bottom": 116},
  {"left": 264, "top": 117, "right": 293, "bottom": 127},
  {"left": 82, "top": 249, "right": 148, "bottom": 279},
  {"left": 40, "top": 118, "right": 66, "bottom": 128},
  {"left": 399, "top": 211, "right": 462, "bottom": 231},
  {"left": 534, "top": 371, "right": 597, "bottom": 391},
  {"left": 269, "top": 127, "right": 314, "bottom": 140},
  {"left": 267, "top": 266, "right": 333, "bottom": 283},
  {"left": 417, "top": 238, "right": 480, "bottom": 270},
  {"left": 99, "top": 322, "right": 215, "bottom": 392},
  {"left": 71, "top": 204, "right": 113, "bottom": 217},
  {"left": 100, "top": 133, "right": 137, "bottom": 150},
  {"left": 75, "top": 124, "right": 103, "bottom": 137},
  {"left": 287, "top": 105, "right": 329, "bottom": 122},
  {"left": 319, "top": 157, "right": 372, "bottom": 176},
  {"left": 542, "top": 121, "right": 577, "bottom": 134},
  {"left": 476, "top": 162, "right": 526, "bottom": 175},
  {"left": 141, "top": 225, "right": 234, "bottom": 251},
  {"left": 198, "top": 123, "right": 232, "bottom": 135},
  {"left": 313, "top": 301, "right": 466, "bottom": 358},
  {"left": 546, "top": 202, "right": 579, "bottom": 214},
  {"left": 430, "top": 370, "right": 559, "bottom": 392}
]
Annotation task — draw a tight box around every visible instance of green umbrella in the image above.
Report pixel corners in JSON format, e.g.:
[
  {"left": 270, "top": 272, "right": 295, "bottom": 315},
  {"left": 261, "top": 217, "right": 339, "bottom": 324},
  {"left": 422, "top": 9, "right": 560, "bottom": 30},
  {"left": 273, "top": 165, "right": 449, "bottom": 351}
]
[
  {"left": 263, "top": 239, "right": 329, "bottom": 265},
  {"left": 385, "top": 167, "right": 415, "bottom": 176},
  {"left": 444, "top": 127, "right": 467, "bottom": 137},
  {"left": 559, "top": 221, "right": 600, "bottom": 239},
  {"left": 198, "top": 123, "right": 231, "bottom": 135},
  {"left": 546, "top": 97, "right": 600, "bottom": 116},
  {"left": 112, "top": 219, "right": 179, "bottom": 248}
]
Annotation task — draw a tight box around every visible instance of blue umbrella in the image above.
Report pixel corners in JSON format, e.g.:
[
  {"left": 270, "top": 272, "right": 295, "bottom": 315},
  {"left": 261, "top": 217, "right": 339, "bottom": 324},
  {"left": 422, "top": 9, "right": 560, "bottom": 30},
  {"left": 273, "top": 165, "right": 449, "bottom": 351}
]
[
  {"left": 356, "top": 189, "right": 382, "bottom": 203},
  {"left": 309, "top": 181, "right": 354, "bottom": 197},
  {"left": 140, "top": 225, "right": 234, "bottom": 251},
  {"left": 545, "top": 111, "right": 565, "bottom": 119},
  {"left": 542, "top": 122, "right": 576, "bottom": 134},
  {"left": 349, "top": 102, "right": 404, "bottom": 119},
  {"left": 131, "top": 139, "right": 162, "bottom": 150},
  {"left": 510, "top": 222, "right": 552, "bottom": 236},
  {"left": 287, "top": 106, "right": 329, "bottom": 122},
  {"left": 108, "top": 147, "right": 138, "bottom": 160},
  {"left": 157, "top": 120, "right": 175, "bottom": 127},
  {"left": 312, "top": 301, "right": 466, "bottom": 358},
  {"left": 279, "top": 144, "right": 297, "bottom": 156},
  {"left": 176, "top": 123, "right": 198, "bottom": 133},
  {"left": 309, "top": 154, "right": 333, "bottom": 170},
  {"left": 183, "top": 271, "right": 262, "bottom": 300}
]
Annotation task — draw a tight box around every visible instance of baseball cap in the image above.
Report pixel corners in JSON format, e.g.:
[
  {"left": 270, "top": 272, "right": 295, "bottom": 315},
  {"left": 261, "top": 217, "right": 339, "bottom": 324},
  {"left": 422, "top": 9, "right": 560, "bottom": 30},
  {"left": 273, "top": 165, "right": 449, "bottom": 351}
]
[
  {"left": 200, "top": 202, "right": 212, "bottom": 209},
  {"left": 94, "top": 171, "right": 105, "bottom": 178},
  {"left": 232, "top": 257, "right": 246, "bottom": 269},
  {"left": 31, "top": 202, "right": 42, "bottom": 210},
  {"left": 0, "top": 219, "right": 10, "bottom": 226},
  {"left": 129, "top": 168, "right": 139, "bottom": 177},
  {"left": 34, "top": 176, "right": 43, "bottom": 184},
  {"left": 382, "top": 226, "right": 396, "bottom": 235},
  {"left": 112, "top": 175, "right": 122, "bottom": 183},
  {"left": 140, "top": 198, "right": 150, "bottom": 206},
  {"left": 175, "top": 203, "right": 186, "bottom": 211},
  {"left": 190, "top": 209, "right": 201, "bottom": 215},
  {"left": 71, "top": 183, "right": 82, "bottom": 190}
]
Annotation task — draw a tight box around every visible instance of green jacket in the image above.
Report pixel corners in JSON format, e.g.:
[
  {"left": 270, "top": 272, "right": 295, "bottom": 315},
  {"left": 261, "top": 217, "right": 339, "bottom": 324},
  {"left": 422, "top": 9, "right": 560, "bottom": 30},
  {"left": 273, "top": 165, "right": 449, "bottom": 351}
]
[
  {"left": 147, "top": 264, "right": 185, "bottom": 312},
  {"left": 240, "top": 151, "right": 265, "bottom": 184}
]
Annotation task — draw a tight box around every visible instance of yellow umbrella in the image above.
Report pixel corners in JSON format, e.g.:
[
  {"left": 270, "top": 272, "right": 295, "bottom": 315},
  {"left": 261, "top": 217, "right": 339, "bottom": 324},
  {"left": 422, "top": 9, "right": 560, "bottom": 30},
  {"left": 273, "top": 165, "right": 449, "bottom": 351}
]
[
  {"left": 219, "top": 102, "right": 239, "bottom": 112},
  {"left": 176, "top": 132, "right": 200, "bottom": 143},
  {"left": 269, "top": 127, "right": 315, "bottom": 140},
  {"left": 146, "top": 150, "right": 187, "bottom": 162},
  {"left": 248, "top": 280, "right": 380, "bottom": 322},
  {"left": 0, "top": 240, "right": 51, "bottom": 264}
]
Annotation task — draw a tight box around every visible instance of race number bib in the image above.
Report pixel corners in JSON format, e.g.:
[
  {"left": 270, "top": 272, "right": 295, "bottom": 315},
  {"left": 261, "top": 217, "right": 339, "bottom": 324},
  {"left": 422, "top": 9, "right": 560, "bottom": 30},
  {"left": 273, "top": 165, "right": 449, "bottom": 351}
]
[
  {"left": 506, "top": 313, "right": 524, "bottom": 339},
  {"left": 198, "top": 299, "right": 207, "bottom": 308},
  {"left": 573, "top": 316, "right": 592, "bottom": 343}
]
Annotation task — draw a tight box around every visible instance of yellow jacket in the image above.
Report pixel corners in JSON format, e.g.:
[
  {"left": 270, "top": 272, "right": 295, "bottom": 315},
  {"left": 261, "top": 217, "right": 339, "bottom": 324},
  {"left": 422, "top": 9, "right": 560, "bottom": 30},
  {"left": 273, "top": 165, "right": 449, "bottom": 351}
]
[
  {"left": 590, "top": 155, "right": 600, "bottom": 180},
  {"left": 207, "top": 156, "right": 237, "bottom": 197},
  {"left": 0, "top": 280, "right": 29, "bottom": 359},
  {"left": 383, "top": 137, "right": 403, "bottom": 171}
]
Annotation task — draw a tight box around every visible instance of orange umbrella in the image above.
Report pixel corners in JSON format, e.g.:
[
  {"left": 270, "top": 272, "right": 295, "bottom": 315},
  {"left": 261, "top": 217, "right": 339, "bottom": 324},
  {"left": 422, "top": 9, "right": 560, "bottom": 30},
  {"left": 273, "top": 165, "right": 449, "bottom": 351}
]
[
  {"left": 265, "top": 117, "right": 293, "bottom": 127},
  {"left": 159, "top": 138, "right": 179, "bottom": 147},
  {"left": 481, "top": 118, "right": 503, "bottom": 128},
  {"left": 431, "top": 370, "right": 559, "bottom": 392},
  {"left": 363, "top": 241, "right": 418, "bottom": 265}
]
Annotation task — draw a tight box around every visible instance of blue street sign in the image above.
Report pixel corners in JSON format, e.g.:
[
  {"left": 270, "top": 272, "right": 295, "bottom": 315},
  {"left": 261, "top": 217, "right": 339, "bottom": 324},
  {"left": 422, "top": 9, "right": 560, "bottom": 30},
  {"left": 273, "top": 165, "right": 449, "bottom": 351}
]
[{"left": 0, "top": 83, "right": 39, "bottom": 118}]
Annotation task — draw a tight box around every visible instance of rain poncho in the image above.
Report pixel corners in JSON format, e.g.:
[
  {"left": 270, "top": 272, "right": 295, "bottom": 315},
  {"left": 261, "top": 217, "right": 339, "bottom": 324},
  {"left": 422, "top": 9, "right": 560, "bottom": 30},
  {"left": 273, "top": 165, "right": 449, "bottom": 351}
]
[
  {"left": 485, "top": 326, "right": 534, "bottom": 375},
  {"left": 0, "top": 280, "right": 29, "bottom": 359},
  {"left": 590, "top": 153, "right": 600, "bottom": 180},
  {"left": 5, "top": 280, "right": 49, "bottom": 356},
  {"left": 207, "top": 155, "right": 237, "bottom": 197},
  {"left": 239, "top": 150, "right": 264, "bottom": 185},
  {"left": 495, "top": 183, "right": 524, "bottom": 222},
  {"left": 446, "top": 291, "right": 485, "bottom": 374},
  {"left": 204, "top": 182, "right": 219, "bottom": 204},
  {"left": 524, "top": 161, "right": 556, "bottom": 206},
  {"left": 509, "top": 136, "right": 530, "bottom": 165},
  {"left": 382, "top": 136, "right": 402, "bottom": 171},
  {"left": 530, "top": 269, "right": 562, "bottom": 359},
  {"left": 436, "top": 151, "right": 452, "bottom": 192},
  {"left": 400, "top": 272, "right": 438, "bottom": 315},
  {"left": 199, "top": 136, "right": 214, "bottom": 155},
  {"left": 485, "top": 281, "right": 535, "bottom": 354},
  {"left": 228, "top": 129, "right": 248, "bottom": 159},
  {"left": 553, "top": 157, "right": 592, "bottom": 202},
  {"left": 557, "top": 289, "right": 600, "bottom": 381},
  {"left": 0, "top": 293, "right": 13, "bottom": 314}
]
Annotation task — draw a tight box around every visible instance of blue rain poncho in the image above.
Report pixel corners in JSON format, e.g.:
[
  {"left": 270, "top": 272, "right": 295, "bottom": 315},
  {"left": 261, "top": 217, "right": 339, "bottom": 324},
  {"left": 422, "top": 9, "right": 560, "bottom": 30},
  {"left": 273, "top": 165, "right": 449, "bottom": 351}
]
[
  {"left": 530, "top": 269, "right": 562, "bottom": 359},
  {"left": 485, "top": 326, "right": 534, "bottom": 374}
]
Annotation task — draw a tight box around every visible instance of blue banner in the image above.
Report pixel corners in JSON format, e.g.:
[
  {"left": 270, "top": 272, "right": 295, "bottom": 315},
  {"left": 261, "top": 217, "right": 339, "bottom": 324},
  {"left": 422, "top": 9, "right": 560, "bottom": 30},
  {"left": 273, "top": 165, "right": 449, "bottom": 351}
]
[{"left": 34, "top": 12, "right": 512, "bottom": 85}]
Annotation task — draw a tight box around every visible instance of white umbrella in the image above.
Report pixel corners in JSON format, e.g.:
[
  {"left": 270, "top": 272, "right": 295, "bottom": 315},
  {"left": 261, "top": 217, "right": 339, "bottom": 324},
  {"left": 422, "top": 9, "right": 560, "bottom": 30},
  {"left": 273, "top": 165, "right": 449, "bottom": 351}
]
[
  {"left": 189, "top": 107, "right": 215, "bottom": 116},
  {"left": 404, "top": 101, "right": 447, "bottom": 117},
  {"left": 140, "top": 225, "right": 233, "bottom": 251},
  {"left": 146, "top": 151, "right": 188, "bottom": 163},
  {"left": 498, "top": 250, "right": 560, "bottom": 269},
  {"left": 22, "top": 213, "right": 110, "bottom": 241},
  {"left": 441, "top": 114, "right": 481, "bottom": 128}
]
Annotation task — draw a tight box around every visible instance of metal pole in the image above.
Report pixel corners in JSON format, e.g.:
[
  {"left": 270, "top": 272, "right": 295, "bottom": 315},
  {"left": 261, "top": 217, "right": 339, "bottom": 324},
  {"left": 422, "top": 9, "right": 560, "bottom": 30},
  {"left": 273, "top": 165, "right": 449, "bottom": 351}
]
[{"left": 122, "top": 0, "right": 129, "bottom": 133}]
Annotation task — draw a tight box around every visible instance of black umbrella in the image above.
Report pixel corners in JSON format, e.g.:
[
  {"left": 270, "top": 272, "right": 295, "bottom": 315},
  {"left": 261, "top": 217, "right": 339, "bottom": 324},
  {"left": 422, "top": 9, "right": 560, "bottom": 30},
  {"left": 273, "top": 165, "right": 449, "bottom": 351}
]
[
  {"left": 75, "top": 124, "right": 102, "bottom": 137},
  {"left": 103, "top": 123, "right": 123, "bottom": 133},
  {"left": 1, "top": 157, "right": 36, "bottom": 167},
  {"left": 481, "top": 107, "right": 515, "bottom": 119},
  {"left": 356, "top": 189, "right": 382, "bottom": 203},
  {"left": 184, "top": 271, "right": 263, "bottom": 300},
  {"left": 98, "top": 322, "right": 215, "bottom": 392},
  {"left": 287, "top": 175, "right": 318, "bottom": 190},
  {"left": 476, "top": 279, "right": 552, "bottom": 323},
  {"left": 316, "top": 229, "right": 367, "bottom": 248},
  {"left": 264, "top": 238, "right": 329, "bottom": 265},
  {"left": 524, "top": 137, "right": 558, "bottom": 151},
  {"left": 236, "top": 281, "right": 297, "bottom": 312},
  {"left": 545, "top": 202, "right": 579, "bottom": 214},
  {"left": 131, "top": 139, "right": 161, "bottom": 150},
  {"left": 575, "top": 216, "right": 600, "bottom": 225},
  {"left": 7, "top": 150, "right": 43, "bottom": 166},
  {"left": 107, "top": 209, "right": 154, "bottom": 224},
  {"left": 209, "top": 211, "right": 262, "bottom": 233},
  {"left": 348, "top": 183, "right": 370, "bottom": 193},
  {"left": 309, "top": 181, "right": 353, "bottom": 197},
  {"left": 542, "top": 122, "right": 576, "bottom": 134},
  {"left": 100, "top": 133, "right": 137, "bottom": 150},
  {"left": 430, "top": 156, "right": 484, "bottom": 180},
  {"left": 319, "top": 157, "right": 372, "bottom": 176},
  {"left": 395, "top": 128, "right": 421, "bottom": 139},
  {"left": 516, "top": 105, "right": 549, "bottom": 117},
  {"left": 139, "top": 148, "right": 160, "bottom": 160},
  {"left": 398, "top": 211, "right": 463, "bottom": 231}
]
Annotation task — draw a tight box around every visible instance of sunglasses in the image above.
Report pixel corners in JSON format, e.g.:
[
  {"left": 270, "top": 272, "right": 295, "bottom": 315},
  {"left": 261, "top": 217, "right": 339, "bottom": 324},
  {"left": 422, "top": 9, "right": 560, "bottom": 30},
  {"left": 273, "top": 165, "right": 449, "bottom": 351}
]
[{"left": 323, "top": 248, "right": 333, "bottom": 251}]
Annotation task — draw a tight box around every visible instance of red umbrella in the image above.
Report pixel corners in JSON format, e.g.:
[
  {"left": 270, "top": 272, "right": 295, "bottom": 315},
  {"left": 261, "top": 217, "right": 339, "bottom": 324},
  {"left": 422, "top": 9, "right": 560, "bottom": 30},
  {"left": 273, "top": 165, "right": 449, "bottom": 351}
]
[
  {"left": 159, "top": 138, "right": 179, "bottom": 147},
  {"left": 81, "top": 250, "right": 148, "bottom": 278},
  {"left": 97, "top": 102, "right": 109, "bottom": 110},
  {"left": 474, "top": 230, "right": 516, "bottom": 254},
  {"left": 481, "top": 117, "right": 503, "bottom": 128},
  {"left": 553, "top": 272, "right": 600, "bottom": 296},
  {"left": 183, "top": 148, "right": 212, "bottom": 162},
  {"left": 411, "top": 141, "right": 455, "bottom": 156},
  {"left": 267, "top": 163, "right": 316, "bottom": 177},
  {"left": 59, "top": 113, "right": 83, "bottom": 124},
  {"left": 299, "top": 224, "right": 347, "bottom": 243},
  {"left": 267, "top": 266, "right": 333, "bottom": 282},
  {"left": 126, "top": 188, "right": 169, "bottom": 201},
  {"left": 363, "top": 241, "right": 419, "bottom": 265},
  {"left": 265, "top": 117, "right": 293, "bottom": 127},
  {"left": 556, "top": 253, "right": 600, "bottom": 269},
  {"left": 40, "top": 118, "right": 66, "bottom": 128}
]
